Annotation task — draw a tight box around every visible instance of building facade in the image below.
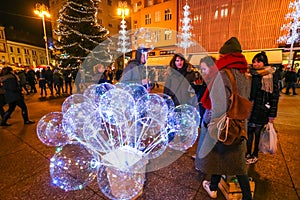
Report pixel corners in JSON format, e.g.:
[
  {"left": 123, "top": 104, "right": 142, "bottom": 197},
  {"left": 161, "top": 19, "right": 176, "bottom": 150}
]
[{"left": 0, "top": 26, "right": 47, "bottom": 67}]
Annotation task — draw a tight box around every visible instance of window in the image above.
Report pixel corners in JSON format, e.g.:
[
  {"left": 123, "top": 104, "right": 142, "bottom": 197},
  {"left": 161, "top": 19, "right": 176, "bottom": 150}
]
[
  {"left": 12, "top": 57, "right": 15, "bottom": 63},
  {"left": 145, "top": 14, "right": 151, "bottom": 25},
  {"left": 108, "top": 23, "right": 113, "bottom": 27},
  {"left": 155, "top": 30, "right": 161, "bottom": 41},
  {"left": 155, "top": 11, "right": 161, "bottom": 22},
  {"left": 17, "top": 48, "right": 20, "bottom": 53},
  {"left": 133, "top": 20, "right": 138, "bottom": 29},
  {"left": 107, "top": 0, "right": 112, "bottom": 6},
  {"left": 10, "top": 46, "right": 13, "bottom": 52},
  {"left": 165, "top": 9, "right": 172, "bottom": 21},
  {"left": 0, "top": 30, "right": 4, "bottom": 39},
  {"left": 98, "top": 19, "right": 103, "bottom": 24},
  {"left": 164, "top": 29, "right": 172, "bottom": 40},
  {"left": 19, "top": 57, "right": 22, "bottom": 63}
]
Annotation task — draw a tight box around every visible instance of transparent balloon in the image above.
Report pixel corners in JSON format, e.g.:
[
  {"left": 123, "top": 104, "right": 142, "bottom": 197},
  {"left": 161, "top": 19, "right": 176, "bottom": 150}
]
[
  {"left": 156, "top": 93, "right": 175, "bottom": 111},
  {"left": 83, "top": 83, "right": 116, "bottom": 108},
  {"left": 122, "top": 83, "right": 148, "bottom": 102},
  {"left": 62, "top": 94, "right": 94, "bottom": 114},
  {"left": 135, "top": 93, "right": 169, "bottom": 123},
  {"left": 167, "top": 104, "right": 200, "bottom": 151},
  {"left": 97, "top": 164, "right": 146, "bottom": 200},
  {"left": 50, "top": 142, "right": 99, "bottom": 191},
  {"left": 99, "top": 88, "right": 135, "bottom": 125},
  {"left": 36, "top": 112, "right": 69, "bottom": 147},
  {"left": 128, "top": 117, "right": 168, "bottom": 159},
  {"left": 62, "top": 102, "right": 96, "bottom": 141},
  {"left": 83, "top": 111, "right": 128, "bottom": 154}
]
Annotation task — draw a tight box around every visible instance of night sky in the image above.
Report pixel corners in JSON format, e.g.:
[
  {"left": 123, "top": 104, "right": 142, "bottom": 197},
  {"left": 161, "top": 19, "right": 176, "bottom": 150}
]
[{"left": 0, "top": 0, "right": 51, "bottom": 45}]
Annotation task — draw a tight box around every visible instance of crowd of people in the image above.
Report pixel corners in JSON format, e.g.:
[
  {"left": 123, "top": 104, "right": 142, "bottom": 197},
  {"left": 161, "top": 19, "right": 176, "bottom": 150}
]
[{"left": 1, "top": 36, "right": 299, "bottom": 199}]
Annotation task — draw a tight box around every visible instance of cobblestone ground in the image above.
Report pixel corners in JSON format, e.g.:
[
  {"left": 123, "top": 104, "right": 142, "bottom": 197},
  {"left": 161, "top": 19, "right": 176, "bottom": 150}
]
[{"left": 0, "top": 85, "right": 299, "bottom": 200}]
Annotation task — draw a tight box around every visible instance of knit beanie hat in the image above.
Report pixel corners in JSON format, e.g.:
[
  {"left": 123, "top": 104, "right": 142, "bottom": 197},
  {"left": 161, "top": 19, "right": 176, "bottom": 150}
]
[{"left": 219, "top": 37, "right": 242, "bottom": 54}]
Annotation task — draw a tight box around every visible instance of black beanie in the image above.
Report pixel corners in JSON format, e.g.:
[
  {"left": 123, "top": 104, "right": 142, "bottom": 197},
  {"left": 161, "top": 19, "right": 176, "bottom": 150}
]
[{"left": 219, "top": 37, "right": 242, "bottom": 54}]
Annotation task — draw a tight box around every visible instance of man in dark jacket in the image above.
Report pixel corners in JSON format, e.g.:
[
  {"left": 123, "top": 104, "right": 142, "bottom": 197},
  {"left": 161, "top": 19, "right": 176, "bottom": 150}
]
[
  {"left": 284, "top": 67, "right": 297, "bottom": 95},
  {"left": 26, "top": 66, "right": 37, "bottom": 93},
  {"left": 119, "top": 47, "right": 149, "bottom": 87},
  {"left": 44, "top": 66, "right": 54, "bottom": 96},
  {"left": 0, "top": 67, "right": 34, "bottom": 126}
]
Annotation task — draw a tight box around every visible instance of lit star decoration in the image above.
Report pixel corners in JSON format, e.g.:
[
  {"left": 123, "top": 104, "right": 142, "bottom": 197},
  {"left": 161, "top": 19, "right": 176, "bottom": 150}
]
[
  {"left": 177, "top": 1, "right": 195, "bottom": 57},
  {"left": 36, "top": 83, "right": 200, "bottom": 200},
  {"left": 278, "top": 0, "right": 300, "bottom": 66}
]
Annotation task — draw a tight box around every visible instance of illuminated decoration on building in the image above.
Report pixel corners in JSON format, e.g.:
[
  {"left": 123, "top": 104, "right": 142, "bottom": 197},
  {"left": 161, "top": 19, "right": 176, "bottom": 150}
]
[
  {"left": 54, "top": 0, "right": 110, "bottom": 66},
  {"left": 278, "top": 0, "right": 300, "bottom": 67},
  {"left": 36, "top": 83, "right": 200, "bottom": 199},
  {"left": 177, "top": 1, "right": 195, "bottom": 58}
]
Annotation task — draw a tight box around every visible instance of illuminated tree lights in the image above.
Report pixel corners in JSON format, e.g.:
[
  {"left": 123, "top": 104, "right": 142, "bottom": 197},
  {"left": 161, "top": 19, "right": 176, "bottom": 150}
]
[
  {"left": 36, "top": 83, "right": 200, "bottom": 200},
  {"left": 54, "top": 0, "right": 109, "bottom": 65},
  {"left": 177, "top": 1, "right": 195, "bottom": 58},
  {"left": 278, "top": 0, "right": 300, "bottom": 66}
]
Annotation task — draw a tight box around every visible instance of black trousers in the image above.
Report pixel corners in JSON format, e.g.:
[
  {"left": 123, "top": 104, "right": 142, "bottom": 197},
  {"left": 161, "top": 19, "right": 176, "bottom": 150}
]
[
  {"left": 210, "top": 174, "right": 252, "bottom": 200},
  {"left": 0, "top": 94, "right": 6, "bottom": 117},
  {"left": 1, "top": 99, "right": 29, "bottom": 124}
]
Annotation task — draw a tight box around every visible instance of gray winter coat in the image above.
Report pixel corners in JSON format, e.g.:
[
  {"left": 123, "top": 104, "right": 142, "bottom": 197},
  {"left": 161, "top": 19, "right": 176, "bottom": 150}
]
[{"left": 195, "top": 69, "right": 251, "bottom": 175}]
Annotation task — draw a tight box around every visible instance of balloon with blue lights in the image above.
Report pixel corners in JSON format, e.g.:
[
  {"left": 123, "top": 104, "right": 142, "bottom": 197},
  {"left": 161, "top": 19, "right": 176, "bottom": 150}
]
[{"left": 36, "top": 82, "right": 200, "bottom": 200}]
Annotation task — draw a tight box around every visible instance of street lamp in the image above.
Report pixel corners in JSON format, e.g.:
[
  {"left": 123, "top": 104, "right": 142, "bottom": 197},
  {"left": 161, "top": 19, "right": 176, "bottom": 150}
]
[
  {"left": 34, "top": 3, "right": 51, "bottom": 66},
  {"left": 117, "top": 1, "right": 130, "bottom": 68}
]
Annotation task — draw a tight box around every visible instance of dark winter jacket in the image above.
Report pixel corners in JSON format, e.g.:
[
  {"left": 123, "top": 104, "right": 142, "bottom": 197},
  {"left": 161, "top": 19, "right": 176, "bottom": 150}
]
[
  {"left": 0, "top": 73, "right": 23, "bottom": 104},
  {"left": 249, "top": 69, "right": 279, "bottom": 125}
]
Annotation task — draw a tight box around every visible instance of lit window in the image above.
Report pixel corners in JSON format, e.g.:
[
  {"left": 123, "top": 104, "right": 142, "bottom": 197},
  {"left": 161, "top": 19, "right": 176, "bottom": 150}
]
[
  {"left": 164, "top": 29, "right": 172, "bottom": 40},
  {"left": 155, "top": 11, "right": 161, "bottom": 22}
]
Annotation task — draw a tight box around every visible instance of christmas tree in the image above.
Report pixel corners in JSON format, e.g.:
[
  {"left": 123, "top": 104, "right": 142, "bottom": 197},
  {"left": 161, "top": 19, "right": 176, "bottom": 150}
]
[{"left": 54, "top": 0, "right": 109, "bottom": 68}]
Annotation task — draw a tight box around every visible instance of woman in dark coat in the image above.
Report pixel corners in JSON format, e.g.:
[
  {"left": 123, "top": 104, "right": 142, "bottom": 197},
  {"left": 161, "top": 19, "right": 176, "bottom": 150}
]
[
  {"left": 195, "top": 37, "right": 252, "bottom": 200},
  {"left": 246, "top": 52, "right": 279, "bottom": 164},
  {"left": 163, "top": 53, "right": 197, "bottom": 107},
  {"left": 0, "top": 67, "right": 34, "bottom": 126}
]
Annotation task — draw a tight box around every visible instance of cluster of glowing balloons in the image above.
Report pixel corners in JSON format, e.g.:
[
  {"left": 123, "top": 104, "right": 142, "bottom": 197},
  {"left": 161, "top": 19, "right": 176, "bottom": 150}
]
[{"left": 36, "top": 82, "right": 200, "bottom": 200}]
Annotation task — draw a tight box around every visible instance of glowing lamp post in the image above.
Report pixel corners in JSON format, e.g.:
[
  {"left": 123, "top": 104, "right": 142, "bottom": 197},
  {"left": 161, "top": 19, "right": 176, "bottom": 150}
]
[
  {"left": 34, "top": 3, "right": 51, "bottom": 65},
  {"left": 117, "top": 1, "right": 130, "bottom": 68}
]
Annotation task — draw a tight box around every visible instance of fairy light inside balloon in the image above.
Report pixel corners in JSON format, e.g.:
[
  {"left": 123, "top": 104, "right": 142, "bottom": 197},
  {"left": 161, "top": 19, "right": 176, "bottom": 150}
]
[{"left": 36, "top": 82, "right": 200, "bottom": 199}]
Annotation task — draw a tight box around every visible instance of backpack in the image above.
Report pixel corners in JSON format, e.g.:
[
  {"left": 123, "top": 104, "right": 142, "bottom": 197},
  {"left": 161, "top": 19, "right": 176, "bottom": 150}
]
[{"left": 208, "top": 69, "right": 253, "bottom": 145}]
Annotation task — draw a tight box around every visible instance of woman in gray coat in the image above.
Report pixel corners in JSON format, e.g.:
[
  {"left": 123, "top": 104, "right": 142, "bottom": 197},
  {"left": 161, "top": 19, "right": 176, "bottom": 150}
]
[{"left": 195, "top": 37, "right": 252, "bottom": 200}]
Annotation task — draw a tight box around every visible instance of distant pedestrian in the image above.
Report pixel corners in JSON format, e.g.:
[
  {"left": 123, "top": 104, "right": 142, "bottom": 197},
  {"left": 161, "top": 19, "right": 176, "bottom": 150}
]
[
  {"left": 0, "top": 69, "right": 6, "bottom": 119},
  {"left": 284, "top": 66, "right": 297, "bottom": 95},
  {"left": 17, "top": 70, "right": 29, "bottom": 95},
  {"left": 0, "top": 67, "right": 35, "bottom": 126},
  {"left": 38, "top": 69, "right": 47, "bottom": 97},
  {"left": 44, "top": 66, "right": 54, "bottom": 96},
  {"left": 63, "top": 66, "right": 73, "bottom": 94},
  {"left": 26, "top": 66, "right": 37, "bottom": 93}
]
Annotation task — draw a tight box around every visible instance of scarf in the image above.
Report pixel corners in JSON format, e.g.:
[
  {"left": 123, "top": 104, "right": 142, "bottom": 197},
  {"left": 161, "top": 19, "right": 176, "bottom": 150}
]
[
  {"left": 250, "top": 66, "right": 275, "bottom": 93},
  {"left": 200, "top": 53, "right": 248, "bottom": 110}
]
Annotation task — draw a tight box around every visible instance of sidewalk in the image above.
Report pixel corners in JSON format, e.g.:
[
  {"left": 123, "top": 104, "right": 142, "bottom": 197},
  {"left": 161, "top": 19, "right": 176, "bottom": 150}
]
[{"left": 0, "top": 88, "right": 299, "bottom": 200}]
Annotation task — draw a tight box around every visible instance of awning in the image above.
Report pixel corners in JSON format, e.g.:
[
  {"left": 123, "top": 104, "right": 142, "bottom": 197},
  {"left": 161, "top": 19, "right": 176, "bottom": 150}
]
[{"left": 146, "top": 56, "right": 173, "bottom": 66}]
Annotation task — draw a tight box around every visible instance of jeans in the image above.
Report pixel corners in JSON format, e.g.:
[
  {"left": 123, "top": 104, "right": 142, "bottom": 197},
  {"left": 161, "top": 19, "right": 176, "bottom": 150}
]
[{"left": 1, "top": 99, "right": 29, "bottom": 124}]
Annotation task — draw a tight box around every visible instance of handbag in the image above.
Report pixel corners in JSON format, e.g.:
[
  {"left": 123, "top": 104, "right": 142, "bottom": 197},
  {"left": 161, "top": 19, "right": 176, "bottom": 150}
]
[
  {"left": 208, "top": 69, "right": 253, "bottom": 145},
  {"left": 259, "top": 122, "right": 278, "bottom": 154}
]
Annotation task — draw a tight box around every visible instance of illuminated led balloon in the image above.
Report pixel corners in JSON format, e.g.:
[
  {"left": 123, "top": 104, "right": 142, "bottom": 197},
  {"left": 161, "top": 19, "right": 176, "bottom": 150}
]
[
  {"left": 128, "top": 117, "right": 168, "bottom": 159},
  {"left": 36, "top": 112, "right": 69, "bottom": 147},
  {"left": 156, "top": 93, "right": 175, "bottom": 111},
  {"left": 123, "top": 83, "right": 148, "bottom": 101},
  {"left": 83, "top": 111, "right": 127, "bottom": 153},
  {"left": 62, "top": 94, "right": 94, "bottom": 114},
  {"left": 167, "top": 104, "right": 200, "bottom": 151},
  {"left": 99, "top": 88, "right": 135, "bottom": 125},
  {"left": 83, "top": 83, "right": 115, "bottom": 107},
  {"left": 62, "top": 102, "right": 96, "bottom": 141},
  {"left": 50, "top": 142, "right": 99, "bottom": 191},
  {"left": 97, "top": 165, "right": 145, "bottom": 200},
  {"left": 135, "top": 93, "right": 169, "bottom": 123}
]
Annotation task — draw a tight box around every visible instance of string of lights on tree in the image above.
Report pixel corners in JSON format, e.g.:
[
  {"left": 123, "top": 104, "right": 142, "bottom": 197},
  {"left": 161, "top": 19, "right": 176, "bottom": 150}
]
[
  {"left": 177, "top": 0, "right": 195, "bottom": 58},
  {"left": 117, "top": 19, "right": 131, "bottom": 54},
  {"left": 278, "top": 0, "right": 300, "bottom": 66},
  {"left": 54, "top": 0, "right": 110, "bottom": 65}
]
